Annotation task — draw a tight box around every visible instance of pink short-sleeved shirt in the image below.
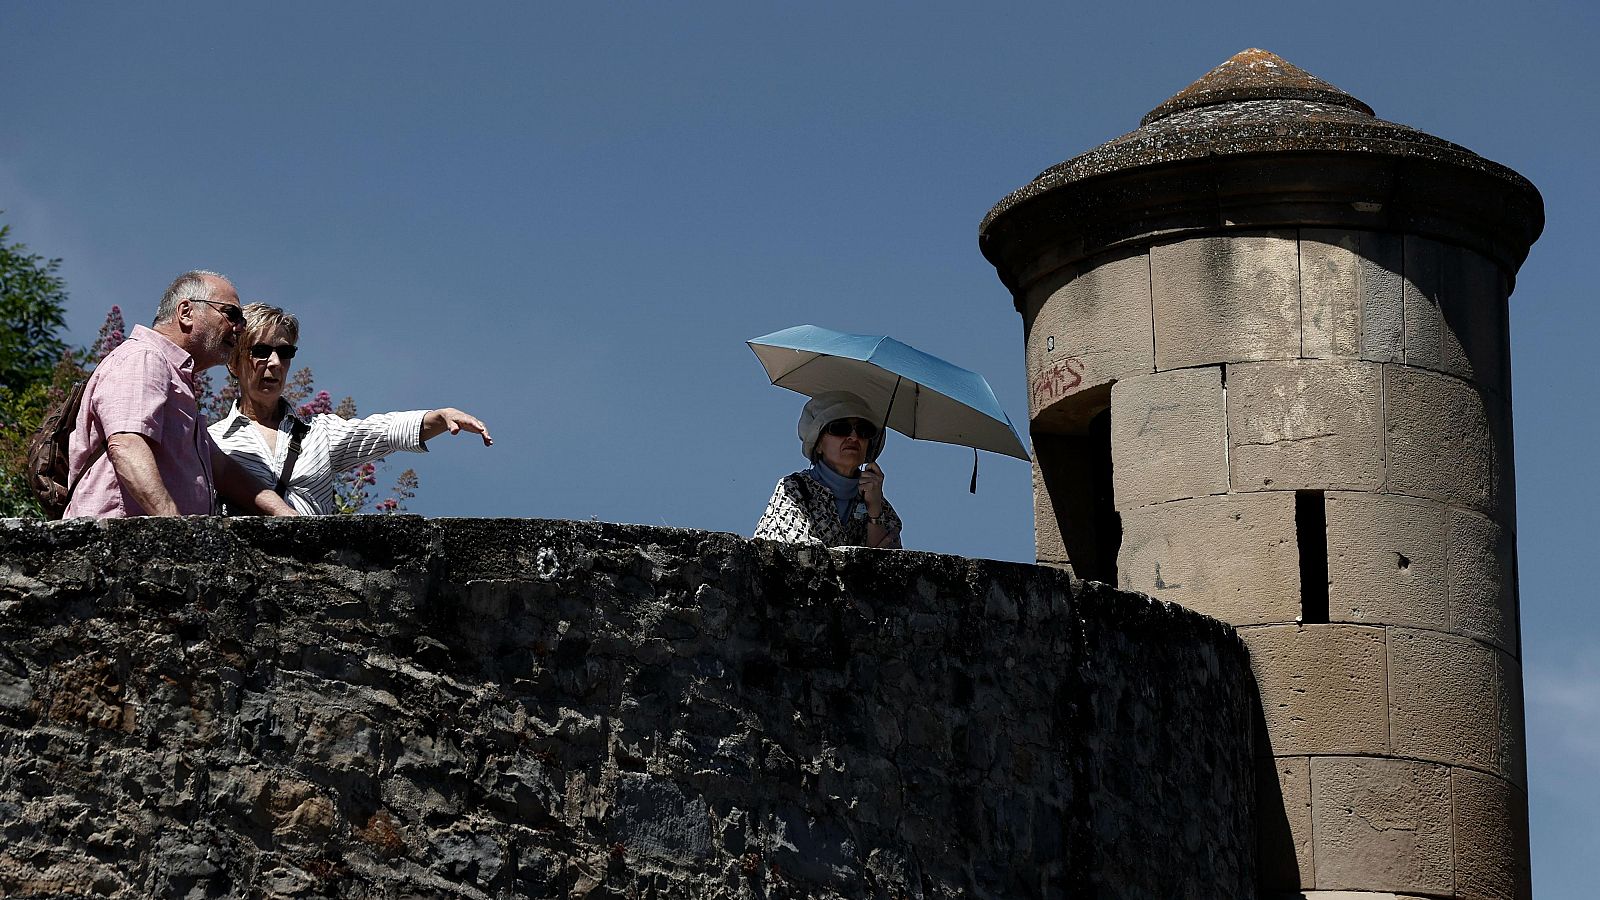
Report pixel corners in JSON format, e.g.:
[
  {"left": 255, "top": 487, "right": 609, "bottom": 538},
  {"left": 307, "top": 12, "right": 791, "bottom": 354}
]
[{"left": 63, "top": 325, "right": 217, "bottom": 517}]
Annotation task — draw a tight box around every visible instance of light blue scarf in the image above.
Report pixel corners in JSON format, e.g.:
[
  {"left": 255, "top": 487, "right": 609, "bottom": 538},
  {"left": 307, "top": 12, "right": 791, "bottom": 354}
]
[{"left": 806, "top": 462, "right": 860, "bottom": 523}]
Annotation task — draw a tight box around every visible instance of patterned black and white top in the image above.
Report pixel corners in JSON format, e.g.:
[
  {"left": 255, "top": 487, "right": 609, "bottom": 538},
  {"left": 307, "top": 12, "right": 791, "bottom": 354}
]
[
  {"left": 753, "top": 470, "right": 903, "bottom": 548},
  {"left": 210, "top": 402, "right": 428, "bottom": 515}
]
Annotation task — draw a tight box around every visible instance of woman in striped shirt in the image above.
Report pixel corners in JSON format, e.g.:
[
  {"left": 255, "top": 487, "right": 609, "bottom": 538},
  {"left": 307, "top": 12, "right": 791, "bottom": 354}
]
[{"left": 209, "top": 303, "right": 492, "bottom": 515}]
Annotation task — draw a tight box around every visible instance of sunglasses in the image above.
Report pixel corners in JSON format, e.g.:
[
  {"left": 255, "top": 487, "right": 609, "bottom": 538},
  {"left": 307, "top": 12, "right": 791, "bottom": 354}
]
[
  {"left": 825, "top": 418, "right": 878, "bottom": 440},
  {"left": 190, "top": 298, "right": 245, "bottom": 325},
  {"left": 249, "top": 342, "right": 298, "bottom": 362}
]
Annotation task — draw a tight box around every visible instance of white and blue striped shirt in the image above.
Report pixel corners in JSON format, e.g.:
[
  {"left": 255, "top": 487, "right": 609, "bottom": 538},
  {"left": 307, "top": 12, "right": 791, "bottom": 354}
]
[{"left": 210, "top": 402, "right": 428, "bottom": 515}]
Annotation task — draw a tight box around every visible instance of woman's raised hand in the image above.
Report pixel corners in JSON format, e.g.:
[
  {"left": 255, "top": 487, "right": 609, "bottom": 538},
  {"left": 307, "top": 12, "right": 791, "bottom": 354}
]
[{"left": 858, "top": 461, "right": 885, "bottom": 516}]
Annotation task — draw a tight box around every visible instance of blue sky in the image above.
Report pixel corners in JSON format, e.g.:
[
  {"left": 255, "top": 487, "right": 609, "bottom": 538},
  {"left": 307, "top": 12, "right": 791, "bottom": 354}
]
[{"left": 3, "top": 1, "right": 1596, "bottom": 892}]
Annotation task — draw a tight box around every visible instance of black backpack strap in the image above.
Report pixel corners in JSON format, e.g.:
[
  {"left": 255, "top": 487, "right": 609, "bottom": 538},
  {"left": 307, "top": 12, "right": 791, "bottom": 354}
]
[{"left": 275, "top": 418, "right": 312, "bottom": 496}]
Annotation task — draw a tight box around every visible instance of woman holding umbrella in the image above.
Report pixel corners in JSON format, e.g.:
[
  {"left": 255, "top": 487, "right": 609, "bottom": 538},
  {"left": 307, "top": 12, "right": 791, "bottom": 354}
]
[
  {"left": 754, "top": 390, "right": 903, "bottom": 548},
  {"left": 747, "top": 324, "right": 1029, "bottom": 548}
]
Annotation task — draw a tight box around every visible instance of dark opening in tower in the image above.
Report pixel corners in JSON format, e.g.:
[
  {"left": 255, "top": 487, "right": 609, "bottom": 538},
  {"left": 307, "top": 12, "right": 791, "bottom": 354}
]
[
  {"left": 1034, "top": 401, "right": 1120, "bottom": 584},
  {"left": 1296, "top": 490, "right": 1329, "bottom": 624}
]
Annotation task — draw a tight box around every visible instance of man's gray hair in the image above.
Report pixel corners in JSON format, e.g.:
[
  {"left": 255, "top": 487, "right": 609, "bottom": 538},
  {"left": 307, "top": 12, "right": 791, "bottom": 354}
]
[{"left": 153, "top": 270, "right": 232, "bottom": 324}]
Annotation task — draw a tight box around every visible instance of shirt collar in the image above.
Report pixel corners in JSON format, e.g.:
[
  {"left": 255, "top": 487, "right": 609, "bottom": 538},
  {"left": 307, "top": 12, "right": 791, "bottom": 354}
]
[
  {"left": 222, "top": 398, "right": 303, "bottom": 432},
  {"left": 129, "top": 324, "right": 197, "bottom": 382}
]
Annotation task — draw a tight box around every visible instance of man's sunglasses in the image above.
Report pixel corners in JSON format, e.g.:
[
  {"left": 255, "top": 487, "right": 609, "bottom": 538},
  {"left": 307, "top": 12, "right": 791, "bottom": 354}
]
[
  {"left": 249, "top": 343, "right": 298, "bottom": 362},
  {"left": 825, "top": 418, "right": 878, "bottom": 440},
  {"left": 190, "top": 298, "right": 245, "bottom": 325}
]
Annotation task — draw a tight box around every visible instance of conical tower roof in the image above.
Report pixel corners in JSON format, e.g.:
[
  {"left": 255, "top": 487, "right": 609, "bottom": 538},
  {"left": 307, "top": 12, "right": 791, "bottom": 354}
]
[
  {"left": 979, "top": 49, "right": 1543, "bottom": 295},
  {"left": 1141, "top": 48, "right": 1372, "bottom": 124}
]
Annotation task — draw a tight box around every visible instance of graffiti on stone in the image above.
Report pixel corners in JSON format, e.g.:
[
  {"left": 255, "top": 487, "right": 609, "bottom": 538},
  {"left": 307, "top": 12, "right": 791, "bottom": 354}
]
[{"left": 1032, "top": 356, "right": 1086, "bottom": 410}]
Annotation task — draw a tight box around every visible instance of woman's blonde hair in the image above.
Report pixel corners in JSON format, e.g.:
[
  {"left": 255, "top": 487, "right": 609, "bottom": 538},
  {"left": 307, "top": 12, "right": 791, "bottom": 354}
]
[{"left": 227, "top": 302, "right": 301, "bottom": 380}]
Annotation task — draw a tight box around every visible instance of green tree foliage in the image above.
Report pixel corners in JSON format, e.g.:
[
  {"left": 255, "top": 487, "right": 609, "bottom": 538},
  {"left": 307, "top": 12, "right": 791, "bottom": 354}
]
[
  {"left": 0, "top": 222, "right": 72, "bottom": 391},
  {"left": 0, "top": 221, "right": 79, "bottom": 517}
]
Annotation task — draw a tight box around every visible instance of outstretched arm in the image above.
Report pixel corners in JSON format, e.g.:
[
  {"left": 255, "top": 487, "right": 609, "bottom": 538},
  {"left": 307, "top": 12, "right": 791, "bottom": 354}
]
[{"left": 422, "top": 408, "right": 493, "bottom": 446}]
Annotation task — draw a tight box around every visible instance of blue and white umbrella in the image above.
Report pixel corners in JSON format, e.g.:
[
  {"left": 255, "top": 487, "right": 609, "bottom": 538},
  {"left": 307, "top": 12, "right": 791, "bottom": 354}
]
[{"left": 747, "top": 325, "right": 1030, "bottom": 465}]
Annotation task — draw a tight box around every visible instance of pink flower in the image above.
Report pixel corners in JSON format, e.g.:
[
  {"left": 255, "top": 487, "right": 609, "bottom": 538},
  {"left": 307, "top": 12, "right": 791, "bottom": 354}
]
[
  {"left": 92, "top": 306, "right": 128, "bottom": 362},
  {"left": 297, "top": 389, "right": 334, "bottom": 418}
]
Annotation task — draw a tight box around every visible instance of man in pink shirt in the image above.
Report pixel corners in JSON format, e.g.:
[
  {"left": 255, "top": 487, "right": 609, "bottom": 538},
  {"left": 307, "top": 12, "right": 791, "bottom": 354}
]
[{"left": 63, "top": 271, "right": 296, "bottom": 518}]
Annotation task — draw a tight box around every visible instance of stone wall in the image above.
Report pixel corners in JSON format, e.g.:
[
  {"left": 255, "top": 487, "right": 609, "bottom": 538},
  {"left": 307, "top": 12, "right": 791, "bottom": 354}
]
[{"left": 0, "top": 517, "right": 1255, "bottom": 899}]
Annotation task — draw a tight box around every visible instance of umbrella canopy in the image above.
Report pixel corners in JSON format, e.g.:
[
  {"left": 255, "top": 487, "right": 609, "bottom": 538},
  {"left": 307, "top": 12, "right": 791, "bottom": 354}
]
[{"left": 747, "top": 324, "right": 1030, "bottom": 461}]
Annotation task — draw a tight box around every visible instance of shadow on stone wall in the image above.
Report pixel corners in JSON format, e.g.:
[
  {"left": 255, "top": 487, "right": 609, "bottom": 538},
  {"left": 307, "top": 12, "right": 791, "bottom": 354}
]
[{"left": 0, "top": 517, "right": 1255, "bottom": 899}]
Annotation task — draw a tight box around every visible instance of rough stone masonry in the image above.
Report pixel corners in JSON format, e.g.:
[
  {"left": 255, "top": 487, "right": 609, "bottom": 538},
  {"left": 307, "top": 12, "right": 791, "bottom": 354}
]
[{"left": 0, "top": 516, "right": 1254, "bottom": 899}]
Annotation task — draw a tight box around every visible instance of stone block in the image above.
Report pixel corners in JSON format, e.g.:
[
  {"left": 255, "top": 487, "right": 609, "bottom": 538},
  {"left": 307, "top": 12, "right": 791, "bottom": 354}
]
[
  {"left": 1359, "top": 231, "right": 1405, "bottom": 364},
  {"left": 614, "top": 773, "right": 713, "bottom": 863},
  {"left": 1026, "top": 251, "right": 1154, "bottom": 419},
  {"left": 1110, "top": 368, "right": 1228, "bottom": 509},
  {"left": 1447, "top": 508, "right": 1518, "bottom": 653},
  {"left": 1496, "top": 654, "right": 1528, "bottom": 790},
  {"left": 1300, "top": 230, "right": 1361, "bottom": 359},
  {"left": 1033, "top": 458, "right": 1068, "bottom": 567},
  {"left": 1402, "top": 238, "right": 1510, "bottom": 392},
  {"left": 1385, "top": 367, "right": 1502, "bottom": 515},
  {"left": 1440, "top": 244, "right": 1509, "bottom": 393},
  {"left": 1299, "top": 883, "right": 1440, "bottom": 890},
  {"left": 1227, "top": 360, "right": 1385, "bottom": 492},
  {"left": 1118, "top": 493, "right": 1300, "bottom": 625},
  {"left": 1151, "top": 231, "right": 1300, "bottom": 370},
  {"left": 1387, "top": 628, "right": 1501, "bottom": 774},
  {"left": 1402, "top": 236, "right": 1445, "bottom": 371},
  {"left": 1324, "top": 493, "right": 1447, "bottom": 630},
  {"left": 1301, "top": 229, "right": 1404, "bottom": 363},
  {"left": 1309, "top": 756, "right": 1453, "bottom": 894},
  {"left": 1453, "top": 769, "right": 1532, "bottom": 900},
  {"left": 1258, "top": 755, "right": 1315, "bottom": 890},
  {"left": 1240, "top": 625, "right": 1388, "bottom": 756},
  {"left": 1490, "top": 398, "right": 1519, "bottom": 531}
]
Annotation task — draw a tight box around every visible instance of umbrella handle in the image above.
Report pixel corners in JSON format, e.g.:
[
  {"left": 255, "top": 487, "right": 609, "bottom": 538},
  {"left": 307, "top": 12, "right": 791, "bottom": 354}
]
[{"left": 876, "top": 376, "right": 902, "bottom": 470}]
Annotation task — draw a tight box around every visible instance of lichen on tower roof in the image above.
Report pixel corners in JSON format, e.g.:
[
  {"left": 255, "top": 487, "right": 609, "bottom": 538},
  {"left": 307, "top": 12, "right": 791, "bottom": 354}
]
[
  {"left": 978, "top": 48, "right": 1544, "bottom": 296},
  {"left": 1141, "top": 48, "right": 1373, "bottom": 124},
  {"left": 979, "top": 48, "right": 1541, "bottom": 241}
]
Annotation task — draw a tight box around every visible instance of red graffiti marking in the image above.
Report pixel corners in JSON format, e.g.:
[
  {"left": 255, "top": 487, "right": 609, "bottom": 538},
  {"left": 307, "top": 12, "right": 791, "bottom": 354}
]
[{"left": 1032, "top": 356, "right": 1085, "bottom": 409}]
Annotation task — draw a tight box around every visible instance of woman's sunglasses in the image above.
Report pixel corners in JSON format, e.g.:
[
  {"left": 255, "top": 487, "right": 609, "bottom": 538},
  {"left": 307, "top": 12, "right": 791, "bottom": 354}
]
[
  {"left": 825, "top": 419, "right": 878, "bottom": 440},
  {"left": 248, "top": 343, "right": 298, "bottom": 362}
]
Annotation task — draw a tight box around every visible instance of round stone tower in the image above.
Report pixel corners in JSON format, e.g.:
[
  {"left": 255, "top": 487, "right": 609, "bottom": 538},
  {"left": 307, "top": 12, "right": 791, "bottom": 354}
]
[{"left": 980, "top": 50, "right": 1542, "bottom": 899}]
